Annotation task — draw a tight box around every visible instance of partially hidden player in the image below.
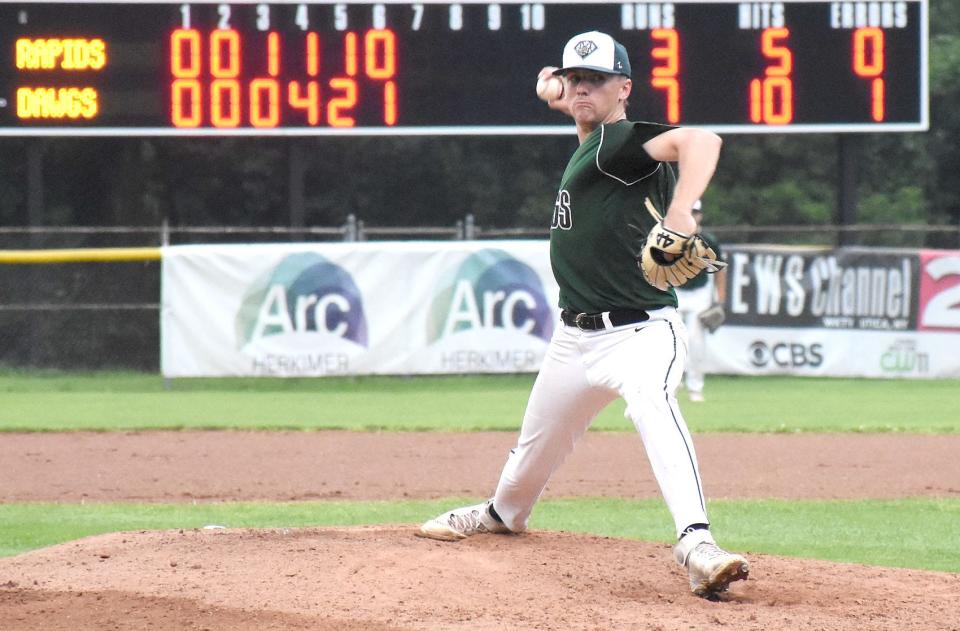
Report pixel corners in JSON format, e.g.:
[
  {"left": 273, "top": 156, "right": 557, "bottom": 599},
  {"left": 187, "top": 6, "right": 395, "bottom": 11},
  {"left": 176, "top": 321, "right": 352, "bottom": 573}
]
[
  {"left": 676, "top": 200, "right": 728, "bottom": 402},
  {"left": 417, "top": 30, "right": 748, "bottom": 599}
]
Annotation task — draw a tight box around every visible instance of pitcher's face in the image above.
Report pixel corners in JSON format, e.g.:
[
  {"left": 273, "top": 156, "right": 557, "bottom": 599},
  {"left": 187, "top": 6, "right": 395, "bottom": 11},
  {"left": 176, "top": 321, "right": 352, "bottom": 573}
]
[{"left": 564, "top": 70, "right": 631, "bottom": 126}]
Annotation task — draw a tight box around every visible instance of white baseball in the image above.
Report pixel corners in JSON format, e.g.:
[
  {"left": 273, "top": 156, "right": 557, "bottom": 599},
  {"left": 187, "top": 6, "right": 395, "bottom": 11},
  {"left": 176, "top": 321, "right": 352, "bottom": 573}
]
[{"left": 536, "top": 74, "right": 564, "bottom": 102}]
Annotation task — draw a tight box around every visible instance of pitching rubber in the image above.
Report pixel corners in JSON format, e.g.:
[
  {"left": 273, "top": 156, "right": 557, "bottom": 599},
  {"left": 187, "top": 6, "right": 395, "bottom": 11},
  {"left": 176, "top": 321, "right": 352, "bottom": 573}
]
[{"left": 416, "top": 521, "right": 467, "bottom": 541}]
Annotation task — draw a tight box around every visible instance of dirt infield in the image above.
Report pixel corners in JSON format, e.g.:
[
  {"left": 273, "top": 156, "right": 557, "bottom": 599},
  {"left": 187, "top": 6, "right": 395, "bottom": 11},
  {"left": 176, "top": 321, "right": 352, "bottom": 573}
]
[{"left": 1, "top": 431, "right": 959, "bottom": 630}]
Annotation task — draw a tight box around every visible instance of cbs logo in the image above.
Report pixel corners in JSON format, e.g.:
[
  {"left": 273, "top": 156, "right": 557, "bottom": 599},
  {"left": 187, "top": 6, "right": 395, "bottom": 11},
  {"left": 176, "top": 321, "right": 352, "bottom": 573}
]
[{"left": 749, "top": 341, "right": 824, "bottom": 368}]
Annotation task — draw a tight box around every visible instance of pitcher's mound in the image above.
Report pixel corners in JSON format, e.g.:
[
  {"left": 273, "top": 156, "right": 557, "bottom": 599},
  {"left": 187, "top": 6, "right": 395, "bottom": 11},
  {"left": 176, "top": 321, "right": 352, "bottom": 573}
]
[{"left": 0, "top": 526, "right": 957, "bottom": 630}]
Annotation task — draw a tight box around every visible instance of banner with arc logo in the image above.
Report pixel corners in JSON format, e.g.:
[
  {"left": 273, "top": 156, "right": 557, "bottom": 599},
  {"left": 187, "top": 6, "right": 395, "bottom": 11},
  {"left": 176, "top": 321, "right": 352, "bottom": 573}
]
[
  {"left": 161, "top": 242, "right": 960, "bottom": 378},
  {"left": 161, "top": 241, "right": 558, "bottom": 377}
]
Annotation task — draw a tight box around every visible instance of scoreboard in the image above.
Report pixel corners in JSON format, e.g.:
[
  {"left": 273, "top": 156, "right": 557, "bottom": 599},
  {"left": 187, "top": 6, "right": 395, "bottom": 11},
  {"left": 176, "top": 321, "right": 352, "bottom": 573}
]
[{"left": 0, "top": 0, "right": 929, "bottom": 135}]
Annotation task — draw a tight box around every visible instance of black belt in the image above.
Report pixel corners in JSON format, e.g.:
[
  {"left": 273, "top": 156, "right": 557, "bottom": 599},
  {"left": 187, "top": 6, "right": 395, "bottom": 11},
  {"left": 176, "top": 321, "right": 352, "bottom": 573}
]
[{"left": 560, "top": 309, "right": 650, "bottom": 330}]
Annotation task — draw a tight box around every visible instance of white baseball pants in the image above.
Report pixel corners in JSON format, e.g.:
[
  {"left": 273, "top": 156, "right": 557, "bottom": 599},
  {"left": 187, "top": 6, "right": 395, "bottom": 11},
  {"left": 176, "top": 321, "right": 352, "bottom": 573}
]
[{"left": 492, "top": 307, "right": 709, "bottom": 539}]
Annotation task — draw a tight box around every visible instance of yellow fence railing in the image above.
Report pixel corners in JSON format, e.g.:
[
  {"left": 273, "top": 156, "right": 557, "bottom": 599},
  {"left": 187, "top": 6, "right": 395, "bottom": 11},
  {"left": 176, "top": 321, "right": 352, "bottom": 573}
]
[{"left": 0, "top": 248, "right": 161, "bottom": 264}]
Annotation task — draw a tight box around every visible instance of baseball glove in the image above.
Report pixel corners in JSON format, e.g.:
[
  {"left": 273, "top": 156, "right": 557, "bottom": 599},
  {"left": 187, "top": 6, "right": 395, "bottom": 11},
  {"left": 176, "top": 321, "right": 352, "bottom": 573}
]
[
  {"left": 638, "top": 197, "right": 727, "bottom": 291},
  {"left": 698, "top": 303, "right": 726, "bottom": 333}
]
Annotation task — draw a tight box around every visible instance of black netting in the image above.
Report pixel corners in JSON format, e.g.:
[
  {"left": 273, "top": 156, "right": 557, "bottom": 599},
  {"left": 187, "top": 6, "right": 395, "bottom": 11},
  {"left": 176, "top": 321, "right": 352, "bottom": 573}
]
[{"left": 0, "top": 260, "right": 160, "bottom": 371}]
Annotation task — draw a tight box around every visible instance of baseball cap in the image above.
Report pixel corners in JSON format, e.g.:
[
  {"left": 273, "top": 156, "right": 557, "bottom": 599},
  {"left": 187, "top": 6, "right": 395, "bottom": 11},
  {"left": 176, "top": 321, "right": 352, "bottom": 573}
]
[{"left": 553, "top": 31, "right": 632, "bottom": 77}]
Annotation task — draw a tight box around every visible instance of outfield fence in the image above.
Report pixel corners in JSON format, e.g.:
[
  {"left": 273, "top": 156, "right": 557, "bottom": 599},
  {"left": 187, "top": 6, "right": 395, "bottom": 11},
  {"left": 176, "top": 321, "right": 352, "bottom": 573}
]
[{"left": 2, "top": 222, "right": 959, "bottom": 373}]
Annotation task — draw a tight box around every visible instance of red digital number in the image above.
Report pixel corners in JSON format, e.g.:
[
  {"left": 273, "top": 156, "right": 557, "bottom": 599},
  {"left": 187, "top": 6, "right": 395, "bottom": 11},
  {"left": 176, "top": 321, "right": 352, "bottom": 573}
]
[
  {"left": 170, "top": 78, "right": 201, "bottom": 127},
  {"left": 250, "top": 78, "right": 280, "bottom": 127},
  {"left": 306, "top": 32, "right": 320, "bottom": 76},
  {"left": 368, "top": 30, "right": 397, "bottom": 125},
  {"left": 208, "top": 30, "right": 241, "bottom": 127},
  {"left": 650, "top": 28, "right": 680, "bottom": 124},
  {"left": 853, "top": 27, "right": 885, "bottom": 122},
  {"left": 170, "top": 29, "right": 202, "bottom": 127},
  {"left": 749, "top": 27, "right": 793, "bottom": 125},
  {"left": 383, "top": 80, "right": 397, "bottom": 126},
  {"left": 344, "top": 32, "right": 358, "bottom": 77},
  {"left": 288, "top": 80, "right": 320, "bottom": 125},
  {"left": 266, "top": 32, "right": 280, "bottom": 77},
  {"left": 327, "top": 77, "right": 357, "bottom": 127},
  {"left": 170, "top": 29, "right": 201, "bottom": 78},
  {"left": 209, "top": 30, "right": 240, "bottom": 78},
  {"left": 210, "top": 78, "right": 240, "bottom": 127},
  {"left": 168, "top": 28, "right": 399, "bottom": 128}
]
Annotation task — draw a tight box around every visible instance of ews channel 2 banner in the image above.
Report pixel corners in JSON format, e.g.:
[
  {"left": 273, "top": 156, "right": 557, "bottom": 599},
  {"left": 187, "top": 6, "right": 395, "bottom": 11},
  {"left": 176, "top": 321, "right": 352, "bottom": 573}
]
[
  {"left": 704, "top": 246, "right": 960, "bottom": 378},
  {"left": 161, "top": 242, "right": 960, "bottom": 378},
  {"left": 161, "top": 241, "right": 559, "bottom": 377}
]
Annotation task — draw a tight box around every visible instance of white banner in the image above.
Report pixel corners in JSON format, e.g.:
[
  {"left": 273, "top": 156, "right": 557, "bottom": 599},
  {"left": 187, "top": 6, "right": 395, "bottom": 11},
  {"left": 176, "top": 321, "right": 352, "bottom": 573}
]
[
  {"left": 161, "top": 241, "right": 559, "bottom": 377},
  {"left": 702, "top": 246, "right": 960, "bottom": 379},
  {"left": 161, "top": 242, "right": 960, "bottom": 378}
]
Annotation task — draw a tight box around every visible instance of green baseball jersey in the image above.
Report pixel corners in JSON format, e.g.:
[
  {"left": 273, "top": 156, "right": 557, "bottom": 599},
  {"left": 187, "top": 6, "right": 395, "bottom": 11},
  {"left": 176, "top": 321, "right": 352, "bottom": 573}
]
[
  {"left": 680, "top": 230, "right": 723, "bottom": 291},
  {"left": 550, "top": 119, "right": 677, "bottom": 313}
]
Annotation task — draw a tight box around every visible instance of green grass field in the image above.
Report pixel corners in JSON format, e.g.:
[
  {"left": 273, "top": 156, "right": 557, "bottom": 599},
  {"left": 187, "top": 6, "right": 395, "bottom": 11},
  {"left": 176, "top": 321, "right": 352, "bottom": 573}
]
[
  {"left": 1, "top": 371, "right": 958, "bottom": 572},
  {"left": 1, "top": 371, "right": 958, "bottom": 432}
]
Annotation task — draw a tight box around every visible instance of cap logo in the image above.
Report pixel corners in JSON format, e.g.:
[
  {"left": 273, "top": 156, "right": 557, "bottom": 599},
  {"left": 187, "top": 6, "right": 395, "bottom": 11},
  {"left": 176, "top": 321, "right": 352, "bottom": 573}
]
[{"left": 574, "top": 40, "right": 598, "bottom": 59}]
